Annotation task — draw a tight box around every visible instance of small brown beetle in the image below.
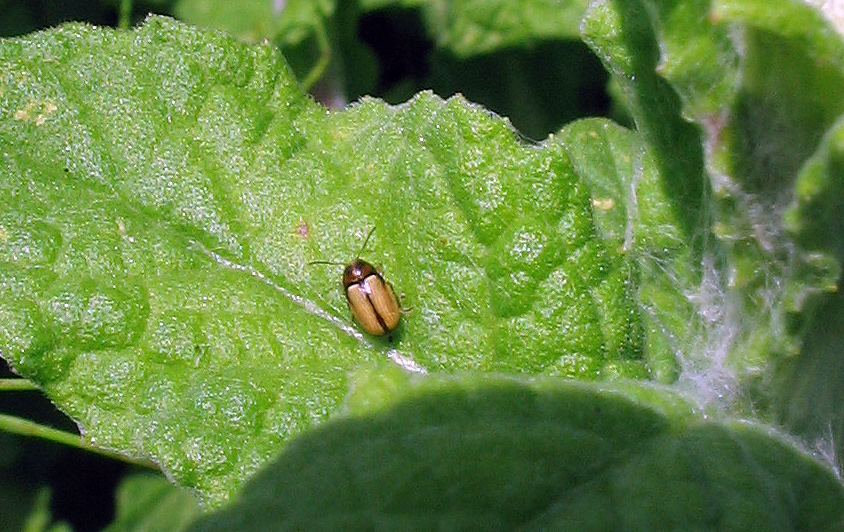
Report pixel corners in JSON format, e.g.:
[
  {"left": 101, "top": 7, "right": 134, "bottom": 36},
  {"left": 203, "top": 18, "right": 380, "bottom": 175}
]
[{"left": 311, "top": 228, "right": 401, "bottom": 336}]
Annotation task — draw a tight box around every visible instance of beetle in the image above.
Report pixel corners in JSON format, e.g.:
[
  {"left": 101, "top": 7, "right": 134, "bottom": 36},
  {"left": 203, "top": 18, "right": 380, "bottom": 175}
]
[{"left": 310, "top": 227, "right": 402, "bottom": 337}]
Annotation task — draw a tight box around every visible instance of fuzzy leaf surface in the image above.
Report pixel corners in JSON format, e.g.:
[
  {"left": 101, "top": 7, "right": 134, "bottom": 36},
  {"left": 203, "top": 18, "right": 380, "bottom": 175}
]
[
  {"left": 0, "top": 16, "right": 643, "bottom": 504},
  {"left": 187, "top": 372, "right": 844, "bottom": 531},
  {"left": 638, "top": 0, "right": 844, "bottom": 456}
]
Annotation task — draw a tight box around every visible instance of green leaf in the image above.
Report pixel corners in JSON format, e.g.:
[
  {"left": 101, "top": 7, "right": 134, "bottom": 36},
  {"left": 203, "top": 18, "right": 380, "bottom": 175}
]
[
  {"left": 640, "top": 0, "right": 844, "bottom": 334},
  {"left": 415, "top": 0, "right": 590, "bottom": 57},
  {"left": 103, "top": 473, "right": 202, "bottom": 532},
  {"left": 0, "top": 433, "right": 72, "bottom": 532},
  {"left": 579, "top": 0, "right": 717, "bottom": 383},
  {"left": 174, "top": 0, "right": 597, "bottom": 125},
  {"left": 787, "top": 115, "right": 844, "bottom": 269},
  {"left": 557, "top": 118, "right": 693, "bottom": 382},
  {"left": 615, "top": 0, "right": 844, "bottom": 461},
  {"left": 358, "top": 0, "right": 590, "bottom": 56},
  {"left": 22, "top": 488, "right": 72, "bottom": 532},
  {"left": 0, "top": 16, "right": 645, "bottom": 505},
  {"left": 176, "top": 0, "right": 378, "bottom": 99},
  {"left": 186, "top": 371, "right": 844, "bottom": 530},
  {"left": 772, "top": 116, "right": 844, "bottom": 479},
  {"left": 641, "top": 0, "right": 740, "bottom": 119},
  {"left": 711, "top": 0, "right": 844, "bottom": 201},
  {"left": 581, "top": 0, "right": 708, "bottom": 242},
  {"left": 708, "top": 4, "right": 844, "bottom": 442},
  {"left": 0, "top": 478, "right": 52, "bottom": 532},
  {"left": 173, "top": 0, "right": 286, "bottom": 42}
]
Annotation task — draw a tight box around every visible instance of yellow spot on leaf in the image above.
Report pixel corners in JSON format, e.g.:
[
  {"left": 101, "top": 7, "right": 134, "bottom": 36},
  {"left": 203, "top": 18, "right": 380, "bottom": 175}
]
[
  {"left": 35, "top": 101, "right": 58, "bottom": 125},
  {"left": 13, "top": 101, "right": 35, "bottom": 121},
  {"left": 592, "top": 198, "right": 615, "bottom": 210},
  {"left": 13, "top": 98, "right": 58, "bottom": 125}
]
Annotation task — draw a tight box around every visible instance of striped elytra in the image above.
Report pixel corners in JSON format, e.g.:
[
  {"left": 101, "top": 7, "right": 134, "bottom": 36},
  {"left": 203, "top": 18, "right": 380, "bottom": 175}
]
[
  {"left": 342, "top": 259, "right": 401, "bottom": 336},
  {"left": 310, "top": 227, "right": 402, "bottom": 337}
]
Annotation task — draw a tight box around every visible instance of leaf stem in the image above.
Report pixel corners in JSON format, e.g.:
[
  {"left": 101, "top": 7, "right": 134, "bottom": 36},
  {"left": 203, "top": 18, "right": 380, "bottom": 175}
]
[
  {"left": 300, "top": 18, "right": 331, "bottom": 92},
  {"left": 0, "top": 378, "right": 39, "bottom": 391},
  {"left": 0, "top": 413, "right": 160, "bottom": 470},
  {"left": 119, "top": 0, "right": 132, "bottom": 30}
]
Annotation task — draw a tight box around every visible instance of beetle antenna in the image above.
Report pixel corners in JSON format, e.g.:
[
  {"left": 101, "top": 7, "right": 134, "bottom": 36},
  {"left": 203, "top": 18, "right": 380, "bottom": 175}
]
[
  {"left": 357, "top": 226, "right": 377, "bottom": 258},
  {"left": 308, "top": 260, "right": 345, "bottom": 266}
]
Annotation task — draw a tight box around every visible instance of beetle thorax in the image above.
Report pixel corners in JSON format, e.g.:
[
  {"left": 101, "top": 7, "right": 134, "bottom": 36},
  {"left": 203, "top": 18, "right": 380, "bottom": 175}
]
[{"left": 343, "top": 259, "right": 376, "bottom": 287}]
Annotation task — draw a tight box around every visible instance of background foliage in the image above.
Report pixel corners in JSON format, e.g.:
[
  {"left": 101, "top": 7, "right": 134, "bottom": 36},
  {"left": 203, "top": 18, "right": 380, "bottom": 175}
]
[{"left": 2, "top": 0, "right": 844, "bottom": 530}]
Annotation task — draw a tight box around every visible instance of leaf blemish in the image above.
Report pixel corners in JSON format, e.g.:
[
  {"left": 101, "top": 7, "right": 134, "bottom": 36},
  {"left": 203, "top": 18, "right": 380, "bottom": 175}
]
[
  {"left": 13, "top": 98, "right": 58, "bottom": 125},
  {"left": 296, "top": 220, "right": 310, "bottom": 238},
  {"left": 592, "top": 198, "right": 615, "bottom": 210}
]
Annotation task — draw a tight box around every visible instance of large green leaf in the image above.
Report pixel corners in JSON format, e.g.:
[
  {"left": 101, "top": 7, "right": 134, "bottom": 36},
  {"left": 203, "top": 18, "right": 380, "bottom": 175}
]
[
  {"left": 577, "top": 0, "right": 844, "bottom": 478},
  {"left": 0, "top": 432, "right": 72, "bottom": 532},
  {"left": 0, "top": 16, "right": 644, "bottom": 505},
  {"left": 412, "top": 0, "right": 590, "bottom": 57},
  {"left": 635, "top": 0, "right": 844, "bottom": 451},
  {"left": 584, "top": 0, "right": 844, "bottom": 384},
  {"left": 174, "top": 0, "right": 600, "bottom": 139},
  {"left": 580, "top": 0, "right": 711, "bottom": 386},
  {"left": 103, "top": 473, "right": 201, "bottom": 532},
  {"left": 173, "top": 0, "right": 286, "bottom": 42},
  {"left": 773, "top": 116, "right": 844, "bottom": 476},
  {"left": 557, "top": 118, "right": 693, "bottom": 383},
  {"left": 187, "top": 371, "right": 844, "bottom": 530}
]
